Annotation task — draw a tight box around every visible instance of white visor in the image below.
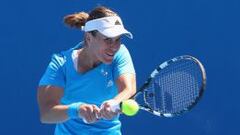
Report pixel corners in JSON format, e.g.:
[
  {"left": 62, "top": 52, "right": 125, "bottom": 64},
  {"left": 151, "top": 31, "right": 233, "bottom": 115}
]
[{"left": 83, "top": 16, "right": 133, "bottom": 39}]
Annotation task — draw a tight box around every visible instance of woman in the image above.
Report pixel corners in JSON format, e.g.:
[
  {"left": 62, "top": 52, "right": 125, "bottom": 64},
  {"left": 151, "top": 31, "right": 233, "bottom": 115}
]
[{"left": 37, "top": 6, "right": 136, "bottom": 135}]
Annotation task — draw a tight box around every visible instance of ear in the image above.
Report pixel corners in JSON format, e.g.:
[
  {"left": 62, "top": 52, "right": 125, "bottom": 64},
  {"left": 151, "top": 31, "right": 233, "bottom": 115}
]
[
  {"left": 84, "top": 32, "right": 94, "bottom": 48},
  {"left": 85, "top": 32, "right": 92, "bottom": 42}
]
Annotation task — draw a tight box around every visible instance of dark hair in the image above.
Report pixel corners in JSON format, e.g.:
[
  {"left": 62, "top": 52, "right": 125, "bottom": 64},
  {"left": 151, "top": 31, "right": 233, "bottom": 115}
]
[
  {"left": 64, "top": 6, "right": 118, "bottom": 31},
  {"left": 64, "top": 6, "right": 118, "bottom": 45}
]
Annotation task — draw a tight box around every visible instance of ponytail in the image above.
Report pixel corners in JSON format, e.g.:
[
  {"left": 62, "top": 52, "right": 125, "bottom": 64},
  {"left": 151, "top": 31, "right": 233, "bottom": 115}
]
[{"left": 64, "top": 12, "right": 89, "bottom": 29}]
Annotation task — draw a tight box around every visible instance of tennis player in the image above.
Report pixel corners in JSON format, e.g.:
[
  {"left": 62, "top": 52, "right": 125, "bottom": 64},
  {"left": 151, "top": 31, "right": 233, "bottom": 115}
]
[{"left": 37, "top": 6, "right": 136, "bottom": 135}]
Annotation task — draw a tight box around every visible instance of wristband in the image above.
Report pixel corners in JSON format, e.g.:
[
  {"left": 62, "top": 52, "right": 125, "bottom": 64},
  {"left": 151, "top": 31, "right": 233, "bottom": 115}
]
[{"left": 67, "top": 102, "right": 84, "bottom": 119}]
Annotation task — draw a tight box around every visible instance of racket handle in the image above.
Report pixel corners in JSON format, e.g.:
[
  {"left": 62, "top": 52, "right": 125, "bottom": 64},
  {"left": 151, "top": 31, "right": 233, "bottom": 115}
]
[
  {"left": 79, "top": 114, "right": 89, "bottom": 124},
  {"left": 82, "top": 118, "right": 88, "bottom": 123}
]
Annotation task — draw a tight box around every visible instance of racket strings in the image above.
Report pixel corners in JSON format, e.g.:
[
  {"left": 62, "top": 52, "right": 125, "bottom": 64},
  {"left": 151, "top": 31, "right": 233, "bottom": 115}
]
[
  {"left": 143, "top": 83, "right": 156, "bottom": 110},
  {"left": 144, "top": 59, "right": 203, "bottom": 115},
  {"left": 162, "top": 60, "right": 201, "bottom": 113}
]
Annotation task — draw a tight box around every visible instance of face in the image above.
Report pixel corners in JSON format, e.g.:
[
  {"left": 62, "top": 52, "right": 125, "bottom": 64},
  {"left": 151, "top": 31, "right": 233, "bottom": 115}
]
[{"left": 87, "top": 32, "right": 121, "bottom": 64}]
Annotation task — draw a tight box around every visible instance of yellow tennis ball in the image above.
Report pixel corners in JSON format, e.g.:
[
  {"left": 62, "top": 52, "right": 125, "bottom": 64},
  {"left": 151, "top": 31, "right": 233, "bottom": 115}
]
[{"left": 121, "top": 99, "right": 139, "bottom": 116}]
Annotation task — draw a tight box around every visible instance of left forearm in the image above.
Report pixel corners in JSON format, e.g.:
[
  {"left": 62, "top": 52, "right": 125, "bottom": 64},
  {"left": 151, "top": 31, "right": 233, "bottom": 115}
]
[
  {"left": 114, "top": 73, "right": 136, "bottom": 103},
  {"left": 113, "top": 88, "right": 135, "bottom": 103}
]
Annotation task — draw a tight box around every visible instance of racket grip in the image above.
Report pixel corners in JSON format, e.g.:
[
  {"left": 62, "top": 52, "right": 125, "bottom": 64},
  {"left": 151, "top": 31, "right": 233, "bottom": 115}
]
[
  {"left": 79, "top": 114, "right": 88, "bottom": 124},
  {"left": 82, "top": 118, "right": 88, "bottom": 123}
]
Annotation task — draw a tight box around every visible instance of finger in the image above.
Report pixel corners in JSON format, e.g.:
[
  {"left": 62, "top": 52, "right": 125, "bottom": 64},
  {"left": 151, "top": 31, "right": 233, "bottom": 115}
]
[
  {"left": 92, "top": 105, "right": 101, "bottom": 120},
  {"left": 107, "top": 106, "right": 120, "bottom": 119},
  {"left": 90, "top": 105, "right": 99, "bottom": 122},
  {"left": 100, "top": 101, "right": 116, "bottom": 119},
  {"left": 87, "top": 106, "right": 95, "bottom": 123},
  {"left": 79, "top": 105, "right": 88, "bottom": 119},
  {"left": 100, "top": 107, "right": 108, "bottom": 119},
  {"left": 101, "top": 106, "right": 114, "bottom": 120},
  {"left": 80, "top": 105, "right": 93, "bottom": 123},
  {"left": 89, "top": 105, "right": 102, "bottom": 123},
  {"left": 81, "top": 110, "right": 91, "bottom": 123}
]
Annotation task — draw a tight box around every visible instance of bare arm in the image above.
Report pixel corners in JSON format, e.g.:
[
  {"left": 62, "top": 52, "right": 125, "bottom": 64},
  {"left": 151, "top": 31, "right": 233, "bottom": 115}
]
[
  {"left": 37, "top": 85, "right": 101, "bottom": 124},
  {"left": 37, "top": 85, "right": 68, "bottom": 124},
  {"left": 114, "top": 73, "right": 136, "bottom": 103},
  {"left": 100, "top": 73, "right": 136, "bottom": 119}
]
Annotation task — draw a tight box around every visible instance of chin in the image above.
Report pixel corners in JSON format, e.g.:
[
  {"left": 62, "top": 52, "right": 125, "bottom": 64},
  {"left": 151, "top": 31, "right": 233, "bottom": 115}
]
[
  {"left": 102, "top": 58, "right": 113, "bottom": 64},
  {"left": 103, "top": 60, "right": 113, "bottom": 64}
]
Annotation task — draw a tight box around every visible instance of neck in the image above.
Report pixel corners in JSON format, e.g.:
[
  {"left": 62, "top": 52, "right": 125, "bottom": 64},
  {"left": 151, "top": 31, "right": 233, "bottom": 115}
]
[{"left": 77, "top": 47, "right": 100, "bottom": 72}]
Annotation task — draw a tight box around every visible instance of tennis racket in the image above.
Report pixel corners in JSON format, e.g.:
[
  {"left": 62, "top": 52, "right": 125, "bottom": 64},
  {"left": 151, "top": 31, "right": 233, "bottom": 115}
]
[{"left": 113, "top": 55, "right": 206, "bottom": 117}]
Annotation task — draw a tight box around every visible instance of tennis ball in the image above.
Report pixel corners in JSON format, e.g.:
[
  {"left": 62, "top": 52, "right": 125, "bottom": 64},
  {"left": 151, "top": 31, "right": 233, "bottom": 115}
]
[{"left": 121, "top": 99, "right": 139, "bottom": 116}]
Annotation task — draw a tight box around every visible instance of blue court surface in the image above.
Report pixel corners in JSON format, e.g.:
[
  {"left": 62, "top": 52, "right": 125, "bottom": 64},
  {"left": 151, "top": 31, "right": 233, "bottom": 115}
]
[{"left": 0, "top": 0, "right": 239, "bottom": 134}]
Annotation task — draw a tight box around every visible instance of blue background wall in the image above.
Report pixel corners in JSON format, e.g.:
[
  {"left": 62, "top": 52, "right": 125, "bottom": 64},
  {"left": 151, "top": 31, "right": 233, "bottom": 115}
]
[{"left": 0, "top": 0, "right": 239, "bottom": 134}]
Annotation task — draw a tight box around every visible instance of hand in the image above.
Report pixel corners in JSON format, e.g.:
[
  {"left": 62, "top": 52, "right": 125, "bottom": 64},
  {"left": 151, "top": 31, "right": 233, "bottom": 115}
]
[
  {"left": 100, "top": 99, "right": 120, "bottom": 120},
  {"left": 78, "top": 104, "right": 101, "bottom": 124}
]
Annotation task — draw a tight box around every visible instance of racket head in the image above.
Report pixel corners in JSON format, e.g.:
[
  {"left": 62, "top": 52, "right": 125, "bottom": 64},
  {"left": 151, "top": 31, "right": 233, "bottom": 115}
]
[{"left": 135, "top": 55, "right": 206, "bottom": 117}]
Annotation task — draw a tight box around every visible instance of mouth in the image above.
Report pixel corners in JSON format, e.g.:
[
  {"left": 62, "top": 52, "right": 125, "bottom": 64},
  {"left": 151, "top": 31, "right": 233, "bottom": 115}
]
[
  {"left": 106, "top": 52, "right": 114, "bottom": 57},
  {"left": 103, "top": 52, "right": 116, "bottom": 63}
]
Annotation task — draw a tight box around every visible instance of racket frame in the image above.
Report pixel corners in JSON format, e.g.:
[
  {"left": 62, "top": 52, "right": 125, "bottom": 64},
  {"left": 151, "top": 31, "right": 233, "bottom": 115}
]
[{"left": 131, "top": 55, "right": 207, "bottom": 117}]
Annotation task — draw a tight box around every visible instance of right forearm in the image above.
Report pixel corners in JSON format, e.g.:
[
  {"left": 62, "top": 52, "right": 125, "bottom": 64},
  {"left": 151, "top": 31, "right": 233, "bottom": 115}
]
[{"left": 40, "top": 105, "right": 69, "bottom": 124}]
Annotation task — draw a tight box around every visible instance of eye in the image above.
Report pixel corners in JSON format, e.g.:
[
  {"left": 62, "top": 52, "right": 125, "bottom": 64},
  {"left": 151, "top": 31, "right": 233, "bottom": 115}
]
[
  {"left": 104, "top": 38, "right": 113, "bottom": 44},
  {"left": 103, "top": 37, "right": 121, "bottom": 46}
]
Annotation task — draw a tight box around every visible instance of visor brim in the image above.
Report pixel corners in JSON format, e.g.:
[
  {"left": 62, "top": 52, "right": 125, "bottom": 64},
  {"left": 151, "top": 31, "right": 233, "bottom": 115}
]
[{"left": 98, "top": 26, "right": 133, "bottom": 39}]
